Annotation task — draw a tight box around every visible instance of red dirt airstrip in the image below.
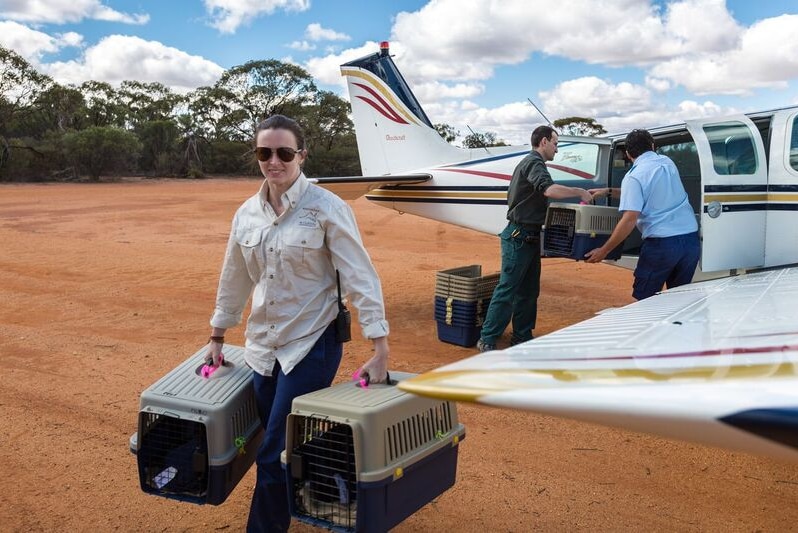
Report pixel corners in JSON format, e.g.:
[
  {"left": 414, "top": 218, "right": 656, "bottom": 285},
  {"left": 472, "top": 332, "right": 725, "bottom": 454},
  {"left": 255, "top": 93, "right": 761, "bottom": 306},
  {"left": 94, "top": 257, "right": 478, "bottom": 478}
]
[{"left": 1, "top": 178, "right": 797, "bottom": 532}]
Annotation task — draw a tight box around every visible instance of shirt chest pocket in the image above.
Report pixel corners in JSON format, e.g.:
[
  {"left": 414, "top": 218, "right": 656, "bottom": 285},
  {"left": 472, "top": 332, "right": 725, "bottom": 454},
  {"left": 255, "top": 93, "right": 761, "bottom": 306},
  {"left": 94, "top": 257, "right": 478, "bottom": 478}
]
[
  {"left": 235, "top": 228, "right": 264, "bottom": 277},
  {"left": 283, "top": 228, "right": 326, "bottom": 267}
]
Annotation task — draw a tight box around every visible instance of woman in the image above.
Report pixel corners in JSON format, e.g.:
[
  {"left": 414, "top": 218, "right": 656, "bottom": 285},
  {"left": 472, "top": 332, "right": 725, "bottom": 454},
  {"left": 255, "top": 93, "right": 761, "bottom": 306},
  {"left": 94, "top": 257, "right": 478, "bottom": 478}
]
[{"left": 205, "top": 114, "right": 390, "bottom": 532}]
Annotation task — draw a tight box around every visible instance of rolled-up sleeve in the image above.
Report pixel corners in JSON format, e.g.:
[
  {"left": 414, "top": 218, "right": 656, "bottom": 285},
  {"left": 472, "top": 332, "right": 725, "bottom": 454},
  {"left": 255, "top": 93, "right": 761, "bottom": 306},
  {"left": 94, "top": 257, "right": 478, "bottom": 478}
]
[{"left": 326, "top": 202, "right": 389, "bottom": 339}]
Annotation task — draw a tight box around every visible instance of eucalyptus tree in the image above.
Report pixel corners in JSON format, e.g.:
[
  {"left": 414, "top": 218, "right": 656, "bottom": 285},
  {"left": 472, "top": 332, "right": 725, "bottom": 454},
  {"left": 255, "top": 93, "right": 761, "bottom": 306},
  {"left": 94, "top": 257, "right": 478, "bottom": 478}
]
[{"left": 213, "top": 59, "right": 318, "bottom": 141}]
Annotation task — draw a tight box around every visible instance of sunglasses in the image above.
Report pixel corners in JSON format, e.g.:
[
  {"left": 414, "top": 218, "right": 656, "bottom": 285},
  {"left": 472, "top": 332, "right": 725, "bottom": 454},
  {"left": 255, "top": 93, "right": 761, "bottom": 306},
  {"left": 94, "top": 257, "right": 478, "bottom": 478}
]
[{"left": 254, "top": 146, "right": 302, "bottom": 163}]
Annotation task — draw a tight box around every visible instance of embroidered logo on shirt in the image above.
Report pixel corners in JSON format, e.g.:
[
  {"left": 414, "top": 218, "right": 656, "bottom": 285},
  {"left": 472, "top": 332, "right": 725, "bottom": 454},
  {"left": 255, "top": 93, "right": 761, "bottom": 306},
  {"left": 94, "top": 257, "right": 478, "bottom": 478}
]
[{"left": 298, "top": 208, "right": 320, "bottom": 228}]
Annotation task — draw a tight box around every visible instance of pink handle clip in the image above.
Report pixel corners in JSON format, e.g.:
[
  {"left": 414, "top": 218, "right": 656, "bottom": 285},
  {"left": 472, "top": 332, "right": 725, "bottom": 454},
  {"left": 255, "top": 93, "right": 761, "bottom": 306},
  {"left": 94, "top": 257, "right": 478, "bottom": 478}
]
[
  {"left": 201, "top": 353, "right": 224, "bottom": 379},
  {"left": 352, "top": 369, "right": 368, "bottom": 388}
]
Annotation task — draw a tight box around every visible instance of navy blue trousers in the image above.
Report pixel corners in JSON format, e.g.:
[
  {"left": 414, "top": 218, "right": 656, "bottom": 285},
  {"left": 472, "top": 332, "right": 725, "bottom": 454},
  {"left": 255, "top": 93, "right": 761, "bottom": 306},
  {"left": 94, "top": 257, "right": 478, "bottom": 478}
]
[
  {"left": 246, "top": 322, "right": 342, "bottom": 533},
  {"left": 633, "top": 231, "right": 700, "bottom": 300}
]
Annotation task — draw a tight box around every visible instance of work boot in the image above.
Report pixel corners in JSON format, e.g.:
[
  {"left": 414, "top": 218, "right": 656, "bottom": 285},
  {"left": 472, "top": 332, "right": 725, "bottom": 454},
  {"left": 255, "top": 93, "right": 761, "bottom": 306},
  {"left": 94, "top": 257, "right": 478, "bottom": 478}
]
[
  {"left": 476, "top": 339, "right": 496, "bottom": 352},
  {"left": 510, "top": 334, "right": 533, "bottom": 347}
]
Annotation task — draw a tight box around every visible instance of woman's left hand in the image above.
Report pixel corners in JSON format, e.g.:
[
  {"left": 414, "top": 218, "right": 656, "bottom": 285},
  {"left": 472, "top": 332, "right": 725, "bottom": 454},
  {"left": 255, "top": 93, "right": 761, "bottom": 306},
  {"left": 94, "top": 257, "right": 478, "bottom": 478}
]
[{"left": 359, "top": 336, "right": 389, "bottom": 384}]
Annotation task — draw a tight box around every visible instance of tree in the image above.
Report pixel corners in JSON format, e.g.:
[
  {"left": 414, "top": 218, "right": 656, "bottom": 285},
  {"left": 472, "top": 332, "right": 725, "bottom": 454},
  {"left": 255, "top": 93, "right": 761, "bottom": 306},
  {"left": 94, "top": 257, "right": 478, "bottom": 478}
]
[
  {"left": 462, "top": 131, "right": 507, "bottom": 148},
  {"left": 79, "top": 81, "right": 126, "bottom": 128},
  {"left": 434, "top": 123, "right": 459, "bottom": 144},
  {"left": 553, "top": 116, "right": 607, "bottom": 137},
  {"left": 30, "top": 83, "right": 86, "bottom": 133},
  {"left": 214, "top": 60, "right": 317, "bottom": 141},
  {"left": 137, "top": 119, "right": 180, "bottom": 176},
  {"left": 0, "top": 46, "right": 53, "bottom": 170},
  {"left": 299, "top": 90, "right": 360, "bottom": 176},
  {"left": 118, "top": 80, "right": 184, "bottom": 128},
  {"left": 62, "top": 126, "right": 142, "bottom": 181}
]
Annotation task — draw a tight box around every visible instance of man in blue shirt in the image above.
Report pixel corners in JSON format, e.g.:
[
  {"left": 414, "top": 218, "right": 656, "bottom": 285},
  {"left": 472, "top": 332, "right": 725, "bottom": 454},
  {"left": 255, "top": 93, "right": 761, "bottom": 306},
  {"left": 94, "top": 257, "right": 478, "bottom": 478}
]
[{"left": 585, "top": 129, "right": 699, "bottom": 299}]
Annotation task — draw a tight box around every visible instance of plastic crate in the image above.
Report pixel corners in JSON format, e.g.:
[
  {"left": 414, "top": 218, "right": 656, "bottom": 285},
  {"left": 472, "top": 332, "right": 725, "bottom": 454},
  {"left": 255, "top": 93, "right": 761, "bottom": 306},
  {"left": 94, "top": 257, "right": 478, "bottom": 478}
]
[
  {"left": 434, "top": 296, "right": 490, "bottom": 326},
  {"left": 435, "top": 265, "right": 499, "bottom": 301},
  {"left": 436, "top": 320, "right": 481, "bottom": 347},
  {"left": 130, "top": 344, "right": 262, "bottom": 505},
  {"left": 543, "top": 203, "right": 624, "bottom": 260},
  {"left": 283, "top": 373, "right": 465, "bottom": 532}
]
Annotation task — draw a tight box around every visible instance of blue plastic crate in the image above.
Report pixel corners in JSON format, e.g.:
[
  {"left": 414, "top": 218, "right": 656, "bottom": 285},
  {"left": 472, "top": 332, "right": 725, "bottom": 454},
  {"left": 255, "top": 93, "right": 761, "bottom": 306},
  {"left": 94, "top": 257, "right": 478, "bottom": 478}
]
[{"left": 436, "top": 320, "right": 481, "bottom": 347}]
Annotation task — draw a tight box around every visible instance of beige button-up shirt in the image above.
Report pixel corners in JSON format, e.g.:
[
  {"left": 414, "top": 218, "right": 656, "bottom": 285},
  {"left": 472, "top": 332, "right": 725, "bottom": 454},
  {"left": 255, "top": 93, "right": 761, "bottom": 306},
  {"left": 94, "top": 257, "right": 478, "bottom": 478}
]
[{"left": 210, "top": 174, "right": 389, "bottom": 376}]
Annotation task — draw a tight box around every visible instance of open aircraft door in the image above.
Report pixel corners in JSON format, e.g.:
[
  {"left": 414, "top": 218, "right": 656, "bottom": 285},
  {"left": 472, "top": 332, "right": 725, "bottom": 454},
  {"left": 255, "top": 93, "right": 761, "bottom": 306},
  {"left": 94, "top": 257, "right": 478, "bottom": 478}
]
[{"left": 686, "top": 116, "right": 768, "bottom": 272}]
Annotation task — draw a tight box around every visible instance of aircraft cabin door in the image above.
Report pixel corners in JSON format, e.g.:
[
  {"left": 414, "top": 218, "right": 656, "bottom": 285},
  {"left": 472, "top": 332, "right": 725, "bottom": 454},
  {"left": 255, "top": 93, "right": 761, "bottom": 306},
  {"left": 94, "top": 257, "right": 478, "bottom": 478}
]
[{"left": 685, "top": 116, "right": 767, "bottom": 272}]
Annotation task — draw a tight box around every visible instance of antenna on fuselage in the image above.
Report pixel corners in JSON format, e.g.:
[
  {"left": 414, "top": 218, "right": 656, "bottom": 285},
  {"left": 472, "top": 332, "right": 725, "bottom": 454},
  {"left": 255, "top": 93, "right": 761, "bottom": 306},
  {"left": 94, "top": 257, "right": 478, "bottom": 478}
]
[
  {"left": 466, "top": 125, "right": 491, "bottom": 154},
  {"left": 527, "top": 98, "right": 553, "bottom": 127}
]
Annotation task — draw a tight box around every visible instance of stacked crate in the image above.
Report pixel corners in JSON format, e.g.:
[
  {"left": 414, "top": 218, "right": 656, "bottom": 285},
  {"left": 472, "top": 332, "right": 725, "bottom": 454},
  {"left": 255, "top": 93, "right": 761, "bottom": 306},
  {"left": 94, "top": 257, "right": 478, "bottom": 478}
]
[{"left": 434, "top": 265, "right": 500, "bottom": 347}]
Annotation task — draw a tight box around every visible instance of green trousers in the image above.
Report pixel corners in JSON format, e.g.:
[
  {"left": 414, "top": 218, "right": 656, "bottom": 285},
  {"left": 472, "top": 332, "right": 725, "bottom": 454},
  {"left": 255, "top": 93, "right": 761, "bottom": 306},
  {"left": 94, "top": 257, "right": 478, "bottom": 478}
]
[{"left": 479, "top": 222, "right": 541, "bottom": 345}]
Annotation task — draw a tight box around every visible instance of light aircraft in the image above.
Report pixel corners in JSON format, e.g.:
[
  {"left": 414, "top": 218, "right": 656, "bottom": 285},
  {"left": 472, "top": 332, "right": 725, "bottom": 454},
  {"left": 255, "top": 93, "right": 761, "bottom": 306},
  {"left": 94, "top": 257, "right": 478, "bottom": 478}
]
[{"left": 319, "top": 42, "right": 798, "bottom": 462}]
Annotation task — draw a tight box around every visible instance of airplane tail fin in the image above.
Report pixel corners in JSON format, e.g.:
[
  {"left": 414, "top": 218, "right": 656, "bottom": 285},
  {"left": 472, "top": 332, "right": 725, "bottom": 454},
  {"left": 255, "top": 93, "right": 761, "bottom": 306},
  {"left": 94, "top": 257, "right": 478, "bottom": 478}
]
[{"left": 341, "top": 42, "right": 465, "bottom": 175}]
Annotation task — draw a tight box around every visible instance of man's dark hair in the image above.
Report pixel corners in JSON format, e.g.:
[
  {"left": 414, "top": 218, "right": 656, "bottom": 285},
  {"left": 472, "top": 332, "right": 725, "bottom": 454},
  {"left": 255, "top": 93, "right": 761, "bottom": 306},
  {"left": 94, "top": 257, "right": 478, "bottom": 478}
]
[
  {"left": 624, "top": 129, "right": 655, "bottom": 158},
  {"left": 255, "top": 114, "right": 306, "bottom": 150},
  {"left": 530, "top": 125, "right": 557, "bottom": 148}
]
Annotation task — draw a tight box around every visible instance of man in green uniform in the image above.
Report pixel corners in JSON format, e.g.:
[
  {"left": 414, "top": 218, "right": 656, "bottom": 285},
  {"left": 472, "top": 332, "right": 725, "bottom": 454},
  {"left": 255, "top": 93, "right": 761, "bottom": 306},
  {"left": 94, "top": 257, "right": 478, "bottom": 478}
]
[{"left": 477, "top": 125, "right": 593, "bottom": 352}]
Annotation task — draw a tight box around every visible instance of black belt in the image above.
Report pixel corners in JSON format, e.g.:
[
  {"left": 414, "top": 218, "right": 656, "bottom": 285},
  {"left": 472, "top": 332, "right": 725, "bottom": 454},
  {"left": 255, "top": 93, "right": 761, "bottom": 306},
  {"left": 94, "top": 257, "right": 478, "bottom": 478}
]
[{"left": 509, "top": 221, "right": 542, "bottom": 232}]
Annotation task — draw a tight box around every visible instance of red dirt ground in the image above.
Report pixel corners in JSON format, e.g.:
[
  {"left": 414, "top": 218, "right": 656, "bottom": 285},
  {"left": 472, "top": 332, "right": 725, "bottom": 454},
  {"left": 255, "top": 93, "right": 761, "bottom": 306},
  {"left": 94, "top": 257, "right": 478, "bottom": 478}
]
[{"left": 1, "top": 178, "right": 797, "bottom": 532}]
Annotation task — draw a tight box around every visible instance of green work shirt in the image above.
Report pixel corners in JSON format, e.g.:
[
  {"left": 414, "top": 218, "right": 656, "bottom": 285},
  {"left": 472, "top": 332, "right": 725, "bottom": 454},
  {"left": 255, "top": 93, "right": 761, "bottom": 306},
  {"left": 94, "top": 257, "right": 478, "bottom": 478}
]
[{"left": 506, "top": 150, "right": 554, "bottom": 227}]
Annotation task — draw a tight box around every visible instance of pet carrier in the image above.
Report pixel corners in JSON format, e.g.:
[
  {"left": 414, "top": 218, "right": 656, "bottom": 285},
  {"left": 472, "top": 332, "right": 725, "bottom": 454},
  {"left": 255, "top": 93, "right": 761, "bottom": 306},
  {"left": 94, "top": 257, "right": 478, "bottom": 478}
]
[
  {"left": 283, "top": 372, "right": 466, "bottom": 532},
  {"left": 130, "top": 344, "right": 262, "bottom": 505},
  {"left": 543, "top": 202, "right": 624, "bottom": 260}
]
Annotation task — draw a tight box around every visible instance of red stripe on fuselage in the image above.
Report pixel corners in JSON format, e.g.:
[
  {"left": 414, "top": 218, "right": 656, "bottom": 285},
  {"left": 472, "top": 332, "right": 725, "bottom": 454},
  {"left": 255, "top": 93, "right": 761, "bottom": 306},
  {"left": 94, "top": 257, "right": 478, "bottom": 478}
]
[
  {"left": 438, "top": 165, "right": 595, "bottom": 181},
  {"left": 437, "top": 168, "right": 511, "bottom": 180}
]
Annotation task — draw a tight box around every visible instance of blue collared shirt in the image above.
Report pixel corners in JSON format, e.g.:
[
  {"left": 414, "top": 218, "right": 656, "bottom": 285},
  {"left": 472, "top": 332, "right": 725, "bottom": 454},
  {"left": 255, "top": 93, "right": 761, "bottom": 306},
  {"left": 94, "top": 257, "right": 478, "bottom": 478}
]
[{"left": 618, "top": 151, "right": 698, "bottom": 239}]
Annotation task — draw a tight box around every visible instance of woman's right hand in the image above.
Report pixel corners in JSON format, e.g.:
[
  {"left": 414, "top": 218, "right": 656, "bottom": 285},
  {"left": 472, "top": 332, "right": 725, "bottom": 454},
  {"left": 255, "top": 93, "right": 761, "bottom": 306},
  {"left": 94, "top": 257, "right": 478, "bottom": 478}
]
[{"left": 206, "top": 339, "right": 224, "bottom": 366}]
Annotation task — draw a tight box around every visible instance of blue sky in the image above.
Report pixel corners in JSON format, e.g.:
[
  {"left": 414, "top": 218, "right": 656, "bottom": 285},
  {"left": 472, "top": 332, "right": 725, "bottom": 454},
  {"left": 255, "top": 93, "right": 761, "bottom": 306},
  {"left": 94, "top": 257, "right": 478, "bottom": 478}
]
[{"left": 1, "top": 0, "right": 797, "bottom": 144}]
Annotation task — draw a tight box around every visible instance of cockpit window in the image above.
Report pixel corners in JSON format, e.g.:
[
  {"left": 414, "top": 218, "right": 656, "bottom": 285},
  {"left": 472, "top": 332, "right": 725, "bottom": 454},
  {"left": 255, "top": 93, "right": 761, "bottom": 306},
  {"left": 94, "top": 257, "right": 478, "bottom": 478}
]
[
  {"left": 702, "top": 121, "right": 758, "bottom": 175},
  {"left": 549, "top": 141, "right": 600, "bottom": 183}
]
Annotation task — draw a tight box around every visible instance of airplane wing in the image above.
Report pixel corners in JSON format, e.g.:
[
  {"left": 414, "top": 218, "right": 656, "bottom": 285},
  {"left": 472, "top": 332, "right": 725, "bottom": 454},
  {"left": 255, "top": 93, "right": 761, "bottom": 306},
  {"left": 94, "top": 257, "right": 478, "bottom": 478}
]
[
  {"left": 399, "top": 266, "right": 798, "bottom": 462},
  {"left": 309, "top": 174, "right": 431, "bottom": 200}
]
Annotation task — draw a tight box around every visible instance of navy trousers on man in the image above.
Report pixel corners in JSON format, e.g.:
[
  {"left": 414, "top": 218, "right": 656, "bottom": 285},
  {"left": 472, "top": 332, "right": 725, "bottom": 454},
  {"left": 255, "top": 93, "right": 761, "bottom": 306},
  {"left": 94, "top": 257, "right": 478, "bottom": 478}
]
[
  {"left": 633, "top": 231, "right": 700, "bottom": 300},
  {"left": 246, "top": 322, "right": 342, "bottom": 533}
]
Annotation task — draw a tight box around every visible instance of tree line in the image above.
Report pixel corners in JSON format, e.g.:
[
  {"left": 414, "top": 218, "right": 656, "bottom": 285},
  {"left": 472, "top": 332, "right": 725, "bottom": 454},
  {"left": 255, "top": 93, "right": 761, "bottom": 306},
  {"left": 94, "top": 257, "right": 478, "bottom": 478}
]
[
  {"left": 0, "top": 46, "right": 360, "bottom": 181},
  {"left": 0, "top": 45, "right": 607, "bottom": 182}
]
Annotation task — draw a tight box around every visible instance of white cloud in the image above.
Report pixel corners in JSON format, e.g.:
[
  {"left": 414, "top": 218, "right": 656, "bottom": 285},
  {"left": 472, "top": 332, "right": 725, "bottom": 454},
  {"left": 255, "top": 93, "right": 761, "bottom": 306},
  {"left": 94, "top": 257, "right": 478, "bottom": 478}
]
[
  {"left": 645, "top": 76, "right": 671, "bottom": 93},
  {"left": 413, "top": 81, "right": 484, "bottom": 102},
  {"left": 42, "top": 35, "right": 225, "bottom": 93},
  {"left": 305, "top": 23, "right": 350, "bottom": 42},
  {"left": 302, "top": 0, "right": 792, "bottom": 143},
  {"left": 203, "top": 0, "right": 309, "bottom": 34},
  {"left": 0, "top": 0, "right": 148, "bottom": 24},
  {"left": 0, "top": 21, "right": 83, "bottom": 63},
  {"left": 650, "top": 14, "right": 798, "bottom": 95},
  {"left": 304, "top": 41, "right": 385, "bottom": 86},
  {"left": 540, "top": 77, "right": 653, "bottom": 120},
  {"left": 288, "top": 40, "right": 315, "bottom": 51}
]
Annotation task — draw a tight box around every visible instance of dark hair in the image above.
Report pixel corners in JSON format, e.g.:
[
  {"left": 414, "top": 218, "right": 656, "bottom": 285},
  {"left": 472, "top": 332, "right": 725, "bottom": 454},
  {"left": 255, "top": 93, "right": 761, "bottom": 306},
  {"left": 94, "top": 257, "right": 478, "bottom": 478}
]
[
  {"left": 255, "top": 114, "right": 306, "bottom": 150},
  {"left": 530, "top": 125, "right": 557, "bottom": 148},
  {"left": 624, "top": 129, "right": 655, "bottom": 158}
]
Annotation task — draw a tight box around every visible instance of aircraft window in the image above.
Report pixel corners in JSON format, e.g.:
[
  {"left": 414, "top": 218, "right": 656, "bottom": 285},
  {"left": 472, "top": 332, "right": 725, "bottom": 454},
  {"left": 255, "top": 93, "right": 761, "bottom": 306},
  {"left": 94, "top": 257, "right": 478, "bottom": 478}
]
[
  {"left": 550, "top": 142, "right": 600, "bottom": 184},
  {"left": 702, "top": 121, "right": 758, "bottom": 175},
  {"left": 790, "top": 116, "right": 798, "bottom": 171}
]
